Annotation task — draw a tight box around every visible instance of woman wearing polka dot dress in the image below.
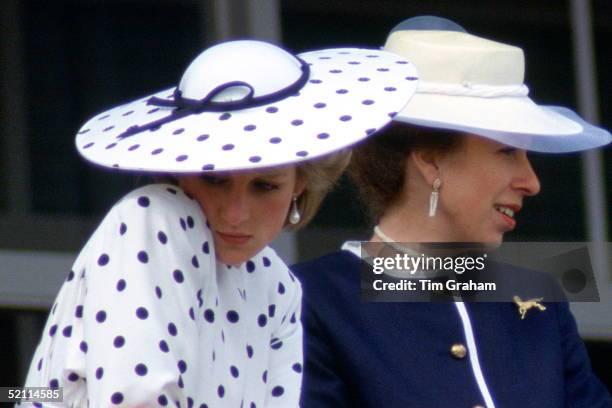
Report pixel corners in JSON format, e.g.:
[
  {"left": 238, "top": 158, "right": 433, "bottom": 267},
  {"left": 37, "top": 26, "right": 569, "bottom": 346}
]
[{"left": 20, "top": 40, "right": 419, "bottom": 407}]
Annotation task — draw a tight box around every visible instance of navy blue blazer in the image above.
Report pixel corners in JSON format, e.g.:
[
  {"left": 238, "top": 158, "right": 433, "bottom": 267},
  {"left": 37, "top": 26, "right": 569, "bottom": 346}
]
[{"left": 292, "top": 250, "right": 611, "bottom": 408}]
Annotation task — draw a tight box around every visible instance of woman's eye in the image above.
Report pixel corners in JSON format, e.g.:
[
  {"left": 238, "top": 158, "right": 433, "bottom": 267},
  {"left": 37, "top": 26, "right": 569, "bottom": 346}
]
[
  {"left": 498, "top": 147, "right": 517, "bottom": 155},
  {"left": 254, "top": 181, "right": 279, "bottom": 191}
]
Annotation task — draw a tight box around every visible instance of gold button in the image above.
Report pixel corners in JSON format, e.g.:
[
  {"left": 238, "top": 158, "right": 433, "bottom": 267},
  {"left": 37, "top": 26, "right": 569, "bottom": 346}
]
[
  {"left": 473, "top": 405, "right": 485, "bottom": 408},
  {"left": 450, "top": 343, "right": 467, "bottom": 359}
]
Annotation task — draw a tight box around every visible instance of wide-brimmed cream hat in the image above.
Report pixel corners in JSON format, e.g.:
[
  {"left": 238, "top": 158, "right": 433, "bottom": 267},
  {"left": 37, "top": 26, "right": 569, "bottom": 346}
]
[
  {"left": 76, "top": 40, "right": 418, "bottom": 172},
  {"left": 384, "top": 17, "right": 610, "bottom": 152}
]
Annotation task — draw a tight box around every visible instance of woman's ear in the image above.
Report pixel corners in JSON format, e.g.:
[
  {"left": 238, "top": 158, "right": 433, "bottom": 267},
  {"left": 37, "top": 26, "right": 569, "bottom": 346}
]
[{"left": 409, "top": 148, "right": 441, "bottom": 186}]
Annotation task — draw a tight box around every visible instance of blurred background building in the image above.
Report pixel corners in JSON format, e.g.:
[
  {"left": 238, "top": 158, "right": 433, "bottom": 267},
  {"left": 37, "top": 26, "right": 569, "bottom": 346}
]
[{"left": 1, "top": 0, "right": 610, "bottom": 389}]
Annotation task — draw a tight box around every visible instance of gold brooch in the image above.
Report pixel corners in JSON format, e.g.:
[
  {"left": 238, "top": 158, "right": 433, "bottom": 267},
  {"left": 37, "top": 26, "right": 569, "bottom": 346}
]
[{"left": 513, "top": 296, "right": 547, "bottom": 320}]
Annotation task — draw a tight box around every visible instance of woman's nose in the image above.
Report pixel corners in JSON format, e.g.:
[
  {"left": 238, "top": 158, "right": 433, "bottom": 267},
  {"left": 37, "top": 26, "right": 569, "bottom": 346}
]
[
  {"left": 514, "top": 153, "right": 541, "bottom": 196},
  {"left": 220, "top": 188, "right": 250, "bottom": 225}
]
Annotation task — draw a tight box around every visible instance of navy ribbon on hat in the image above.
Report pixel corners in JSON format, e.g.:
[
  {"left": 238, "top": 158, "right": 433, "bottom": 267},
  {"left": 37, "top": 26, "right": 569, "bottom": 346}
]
[{"left": 117, "top": 58, "right": 310, "bottom": 139}]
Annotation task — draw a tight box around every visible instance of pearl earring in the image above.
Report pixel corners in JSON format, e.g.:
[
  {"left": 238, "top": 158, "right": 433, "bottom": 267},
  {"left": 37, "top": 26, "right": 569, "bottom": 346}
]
[
  {"left": 428, "top": 178, "right": 441, "bottom": 217},
  {"left": 289, "top": 195, "right": 301, "bottom": 225}
]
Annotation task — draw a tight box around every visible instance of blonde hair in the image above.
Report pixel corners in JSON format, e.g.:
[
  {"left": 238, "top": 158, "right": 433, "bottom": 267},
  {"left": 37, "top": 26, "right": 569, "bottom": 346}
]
[{"left": 288, "top": 149, "right": 352, "bottom": 230}]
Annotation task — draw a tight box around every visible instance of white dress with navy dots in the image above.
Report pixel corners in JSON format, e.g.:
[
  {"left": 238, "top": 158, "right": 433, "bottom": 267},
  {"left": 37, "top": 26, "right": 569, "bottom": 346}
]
[{"left": 22, "top": 184, "right": 303, "bottom": 408}]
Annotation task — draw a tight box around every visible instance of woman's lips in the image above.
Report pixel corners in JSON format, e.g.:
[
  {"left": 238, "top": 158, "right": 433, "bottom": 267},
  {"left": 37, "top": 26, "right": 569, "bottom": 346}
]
[
  {"left": 498, "top": 211, "right": 517, "bottom": 230},
  {"left": 495, "top": 204, "right": 519, "bottom": 230},
  {"left": 217, "top": 231, "right": 252, "bottom": 245}
]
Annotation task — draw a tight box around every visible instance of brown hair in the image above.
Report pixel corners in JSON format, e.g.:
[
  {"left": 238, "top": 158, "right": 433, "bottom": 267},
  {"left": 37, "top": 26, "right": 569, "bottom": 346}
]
[{"left": 349, "top": 123, "right": 462, "bottom": 222}]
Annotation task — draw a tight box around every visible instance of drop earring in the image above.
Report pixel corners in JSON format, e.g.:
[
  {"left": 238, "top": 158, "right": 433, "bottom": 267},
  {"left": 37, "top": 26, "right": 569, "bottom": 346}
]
[
  {"left": 289, "top": 195, "right": 301, "bottom": 225},
  {"left": 428, "top": 178, "right": 441, "bottom": 217}
]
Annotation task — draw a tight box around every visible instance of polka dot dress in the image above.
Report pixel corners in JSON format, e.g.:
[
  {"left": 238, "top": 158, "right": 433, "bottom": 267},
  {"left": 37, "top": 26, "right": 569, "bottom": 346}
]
[{"left": 22, "top": 184, "right": 303, "bottom": 407}]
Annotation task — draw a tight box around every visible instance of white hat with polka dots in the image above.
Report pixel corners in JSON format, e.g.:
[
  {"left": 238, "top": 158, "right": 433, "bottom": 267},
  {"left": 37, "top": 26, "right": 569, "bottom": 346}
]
[{"left": 75, "top": 40, "right": 419, "bottom": 172}]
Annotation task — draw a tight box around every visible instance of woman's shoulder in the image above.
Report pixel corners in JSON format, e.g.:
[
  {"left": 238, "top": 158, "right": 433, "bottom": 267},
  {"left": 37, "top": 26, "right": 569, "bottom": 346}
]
[
  {"left": 290, "top": 250, "right": 360, "bottom": 297},
  {"left": 292, "top": 250, "right": 360, "bottom": 279},
  {"left": 77, "top": 183, "right": 209, "bottom": 261},
  {"left": 112, "top": 183, "right": 201, "bottom": 215},
  {"left": 102, "top": 183, "right": 207, "bottom": 232}
]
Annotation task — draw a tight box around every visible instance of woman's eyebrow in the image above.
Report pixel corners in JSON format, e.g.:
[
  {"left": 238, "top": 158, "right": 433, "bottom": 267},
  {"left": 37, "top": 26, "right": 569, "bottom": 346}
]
[{"left": 255, "top": 172, "right": 289, "bottom": 179}]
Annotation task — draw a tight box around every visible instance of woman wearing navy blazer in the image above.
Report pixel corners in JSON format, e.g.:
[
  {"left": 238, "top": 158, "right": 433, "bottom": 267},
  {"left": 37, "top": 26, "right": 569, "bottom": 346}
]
[{"left": 292, "top": 17, "right": 611, "bottom": 408}]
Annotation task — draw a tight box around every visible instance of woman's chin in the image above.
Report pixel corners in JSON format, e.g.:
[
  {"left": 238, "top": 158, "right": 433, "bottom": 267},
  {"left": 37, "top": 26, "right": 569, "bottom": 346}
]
[{"left": 481, "top": 232, "right": 504, "bottom": 247}]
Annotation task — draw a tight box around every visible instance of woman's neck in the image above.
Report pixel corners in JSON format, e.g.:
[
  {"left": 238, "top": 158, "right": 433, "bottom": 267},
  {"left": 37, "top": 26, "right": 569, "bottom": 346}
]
[{"left": 372, "top": 205, "right": 449, "bottom": 243}]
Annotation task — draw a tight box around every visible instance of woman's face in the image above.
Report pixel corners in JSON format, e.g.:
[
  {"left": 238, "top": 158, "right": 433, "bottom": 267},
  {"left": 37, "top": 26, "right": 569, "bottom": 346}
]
[
  {"left": 434, "top": 135, "right": 541, "bottom": 244},
  {"left": 178, "top": 167, "right": 303, "bottom": 265}
]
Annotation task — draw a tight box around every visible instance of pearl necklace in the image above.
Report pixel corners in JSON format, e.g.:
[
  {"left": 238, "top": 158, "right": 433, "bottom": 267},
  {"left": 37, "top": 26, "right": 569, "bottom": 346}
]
[
  {"left": 373, "top": 225, "right": 422, "bottom": 258},
  {"left": 373, "top": 225, "right": 396, "bottom": 243}
]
